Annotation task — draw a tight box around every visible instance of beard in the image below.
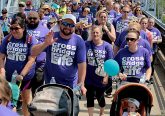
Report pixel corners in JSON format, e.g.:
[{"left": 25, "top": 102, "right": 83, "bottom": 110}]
[
  {"left": 27, "top": 21, "right": 39, "bottom": 29},
  {"left": 60, "top": 27, "right": 73, "bottom": 36}
]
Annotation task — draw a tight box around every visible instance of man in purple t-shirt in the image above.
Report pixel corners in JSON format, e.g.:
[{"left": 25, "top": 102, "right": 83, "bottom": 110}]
[
  {"left": 31, "top": 14, "right": 86, "bottom": 116},
  {"left": 26, "top": 11, "right": 49, "bottom": 93},
  {"left": 148, "top": 17, "right": 162, "bottom": 82},
  {"left": 113, "top": 5, "right": 132, "bottom": 38}
]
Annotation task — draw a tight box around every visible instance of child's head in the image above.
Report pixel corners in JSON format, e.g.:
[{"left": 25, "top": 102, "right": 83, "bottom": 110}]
[
  {"left": 0, "top": 78, "right": 12, "bottom": 106},
  {"left": 127, "top": 98, "right": 140, "bottom": 112}
]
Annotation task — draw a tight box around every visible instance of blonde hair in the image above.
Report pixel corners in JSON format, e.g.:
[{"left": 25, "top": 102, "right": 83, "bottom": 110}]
[
  {"left": 87, "top": 25, "right": 103, "bottom": 41},
  {"left": 128, "top": 22, "right": 141, "bottom": 32},
  {"left": 127, "top": 30, "right": 140, "bottom": 39},
  {"left": 0, "top": 78, "right": 12, "bottom": 104},
  {"left": 140, "top": 17, "right": 148, "bottom": 24},
  {"left": 96, "top": 10, "right": 108, "bottom": 20}
]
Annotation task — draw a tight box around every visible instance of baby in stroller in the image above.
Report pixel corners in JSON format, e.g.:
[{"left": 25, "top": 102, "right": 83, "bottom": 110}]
[
  {"left": 122, "top": 98, "right": 141, "bottom": 116},
  {"left": 110, "top": 83, "right": 153, "bottom": 116}
]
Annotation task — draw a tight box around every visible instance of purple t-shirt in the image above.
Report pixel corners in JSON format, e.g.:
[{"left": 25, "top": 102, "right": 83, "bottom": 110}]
[
  {"left": 45, "top": 12, "right": 58, "bottom": 19},
  {"left": 72, "top": 8, "right": 82, "bottom": 20},
  {"left": 115, "top": 30, "right": 148, "bottom": 48},
  {"left": 77, "top": 15, "right": 92, "bottom": 31},
  {"left": 148, "top": 27, "right": 161, "bottom": 52},
  {"left": 44, "top": 32, "right": 86, "bottom": 88},
  {"left": 107, "top": 10, "right": 117, "bottom": 23},
  {"left": 0, "top": 105, "right": 19, "bottom": 116},
  {"left": 40, "top": 16, "right": 50, "bottom": 27},
  {"left": 120, "top": 38, "right": 152, "bottom": 56},
  {"left": 114, "top": 47, "right": 151, "bottom": 79},
  {"left": 0, "top": 35, "right": 38, "bottom": 81},
  {"left": 24, "top": 8, "right": 37, "bottom": 15},
  {"left": 85, "top": 41, "right": 114, "bottom": 88},
  {"left": 27, "top": 22, "right": 49, "bottom": 63},
  {"left": 113, "top": 16, "right": 130, "bottom": 38}
]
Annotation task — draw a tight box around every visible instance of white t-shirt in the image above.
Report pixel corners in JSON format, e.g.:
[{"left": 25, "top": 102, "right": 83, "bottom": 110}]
[{"left": 123, "top": 112, "right": 137, "bottom": 116}]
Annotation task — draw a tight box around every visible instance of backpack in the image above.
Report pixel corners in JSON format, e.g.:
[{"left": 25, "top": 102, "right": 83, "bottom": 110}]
[
  {"left": 6, "top": 34, "right": 32, "bottom": 46},
  {"left": 28, "top": 84, "right": 74, "bottom": 116}
]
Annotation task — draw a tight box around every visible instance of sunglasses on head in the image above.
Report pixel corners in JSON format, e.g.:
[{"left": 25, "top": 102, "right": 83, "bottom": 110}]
[
  {"left": 61, "top": 22, "right": 75, "bottom": 28},
  {"left": 126, "top": 37, "right": 137, "bottom": 42},
  {"left": 10, "top": 27, "right": 21, "bottom": 31},
  {"left": 19, "top": 4, "right": 25, "bottom": 7},
  {"left": 28, "top": 17, "right": 37, "bottom": 20}
]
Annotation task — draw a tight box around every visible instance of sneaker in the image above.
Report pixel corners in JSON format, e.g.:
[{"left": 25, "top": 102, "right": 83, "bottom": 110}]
[{"left": 105, "top": 93, "right": 113, "bottom": 98}]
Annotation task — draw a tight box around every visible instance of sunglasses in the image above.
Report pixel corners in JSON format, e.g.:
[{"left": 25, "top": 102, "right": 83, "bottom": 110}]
[
  {"left": 49, "top": 22, "right": 55, "bottom": 24},
  {"left": 19, "top": 4, "right": 25, "bottom": 7},
  {"left": 28, "top": 17, "right": 37, "bottom": 20},
  {"left": 10, "top": 27, "right": 21, "bottom": 31},
  {"left": 126, "top": 37, "right": 137, "bottom": 42},
  {"left": 61, "top": 22, "right": 75, "bottom": 28},
  {"left": 84, "top": 10, "right": 89, "bottom": 12},
  {"left": 43, "top": 8, "right": 49, "bottom": 11},
  {"left": 2, "top": 12, "right": 7, "bottom": 14},
  {"left": 129, "top": 28, "right": 137, "bottom": 31},
  {"left": 123, "top": 11, "right": 129, "bottom": 13},
  {"left": 136, "top": 10, "right": 141, "bottom": 11}
]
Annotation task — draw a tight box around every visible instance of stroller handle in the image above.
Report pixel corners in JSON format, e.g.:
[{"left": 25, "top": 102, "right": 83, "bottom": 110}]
[
  {"left": 28, "top": 105, "right": 68, "bottom": 115},
  {"left": 35, "top": 83, "right": 73, "bottom": 93}
]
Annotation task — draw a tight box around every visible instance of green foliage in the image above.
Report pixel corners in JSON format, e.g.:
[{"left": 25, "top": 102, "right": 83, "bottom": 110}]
[
  {"left": 156, "top": 0, "right": 165, "bottom": 20},
  {"left": 161, "top": 14, "right": 165, "bottom": 23}
]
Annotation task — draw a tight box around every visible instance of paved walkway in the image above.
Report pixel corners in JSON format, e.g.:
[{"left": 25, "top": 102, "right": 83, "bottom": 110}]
[{"left": 79, "top": 83, "right": 161, "bottom": 116}]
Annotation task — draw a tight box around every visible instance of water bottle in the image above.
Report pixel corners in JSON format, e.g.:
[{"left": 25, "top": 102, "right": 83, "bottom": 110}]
[
  {"left": 11, "top": 70, "right": 18, "bottom": 83},
  {"left": 73, "top": 83, "right": 82, "bottom": 96},
  {"left": 140, "top": 73, "right": 146, "bottom": 84},
  {"left": 50, "top": 77, "right": 56, "bottom": 83}
]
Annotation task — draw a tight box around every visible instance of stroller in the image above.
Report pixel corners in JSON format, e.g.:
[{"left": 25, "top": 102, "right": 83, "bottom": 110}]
[
  {"left": 28, "top": 83, "right": 74, "bottom": 116},
  {"left": 110, "top": 82, "right": 153, "bottom": 116}
]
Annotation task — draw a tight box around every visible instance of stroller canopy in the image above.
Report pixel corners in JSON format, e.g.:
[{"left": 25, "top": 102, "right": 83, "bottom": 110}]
[
  {"left": 113, "top": 83, "right": 153, "bottom": 105},
  {"left": 110, "top": 83, "right": 153, "bottom": 116}
]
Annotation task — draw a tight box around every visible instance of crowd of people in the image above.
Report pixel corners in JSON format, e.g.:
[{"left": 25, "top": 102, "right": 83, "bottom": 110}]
[{"left": 0, "top": 0, "right": 162, "bottom": 116}]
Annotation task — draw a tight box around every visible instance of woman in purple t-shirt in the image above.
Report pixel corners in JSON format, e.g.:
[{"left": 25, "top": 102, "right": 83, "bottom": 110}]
[
  {"left": 0, "top": 18, "right": 37, "bottom": 116},
  {"left": 115, "top": 30, "right": 151, "bottom": 83},
  {"left": 85, "top": 25, "right": 114, "bottom": 116}
]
